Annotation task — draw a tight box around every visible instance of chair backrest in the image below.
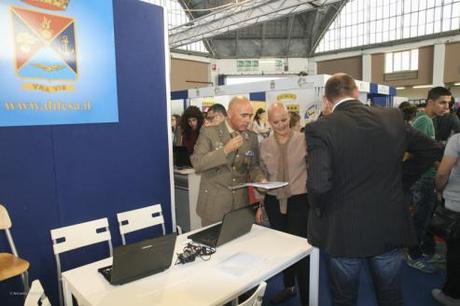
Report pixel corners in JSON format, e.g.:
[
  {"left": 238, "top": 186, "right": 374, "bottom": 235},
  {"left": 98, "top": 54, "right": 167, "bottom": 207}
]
[
  {"left": 50, "top": 217, "right": 112, "bottom": 306},
  {"left": 0, "top": 204, "right": 19, "bottom": 256},
  {"left": 24, "top": 280, "right": 51, "bottom": 306},
  {"left": 238, "top": 282, "right": 267, "bottom": 306},
  {"left": 50, "top": 217, "right": 112, "bottom": 255},
  {"left": 1, "top": 204, "right": 29, "bottom": 295},
  {"left": 0, "top": 204, "right": 12, "bottom": 229},
  {"left": 117, "top": 204, "right": 165, "bottom": 245}
]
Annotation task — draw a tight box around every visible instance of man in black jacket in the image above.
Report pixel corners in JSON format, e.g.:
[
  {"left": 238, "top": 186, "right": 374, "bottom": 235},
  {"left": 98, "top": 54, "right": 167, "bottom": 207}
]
[
  {"left": 305, "top": 73, "right": 443, "bottom": 306},
  {"left": 433, "top": 97, "right": 460, "bottom": 143}
]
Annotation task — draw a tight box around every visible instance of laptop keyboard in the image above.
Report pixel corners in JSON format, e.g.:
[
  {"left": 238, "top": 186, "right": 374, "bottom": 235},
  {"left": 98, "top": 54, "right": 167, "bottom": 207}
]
[
  {"left": 98, "top": 265, "right": 113, "bottom": 282},
  {"left": 189, "top": 224, "right": 222, "bottom": 246}
]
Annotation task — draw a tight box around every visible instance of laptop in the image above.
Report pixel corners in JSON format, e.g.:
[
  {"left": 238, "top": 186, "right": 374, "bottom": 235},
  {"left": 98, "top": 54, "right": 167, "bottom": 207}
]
[
  {"left": 98, "top": 233, "right": 176, "bottom": 285},
  {"left": 188, "top": 206, "right": 255, "bottom": 248},
  {"left": 173, "top": 146, "right": 192, "bottom": 169}
]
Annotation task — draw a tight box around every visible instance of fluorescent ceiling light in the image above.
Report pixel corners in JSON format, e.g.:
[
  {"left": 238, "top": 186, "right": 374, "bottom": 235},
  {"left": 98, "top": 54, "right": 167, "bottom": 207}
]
[
  {"left": 396, "top": 87, "right": 406, "bottom": 90},
  {"left": 454, "top": 82, "right": 460, "bottom": 86},
  {"left": 413, "top": 84, "right": 433, "bottom": 89}
]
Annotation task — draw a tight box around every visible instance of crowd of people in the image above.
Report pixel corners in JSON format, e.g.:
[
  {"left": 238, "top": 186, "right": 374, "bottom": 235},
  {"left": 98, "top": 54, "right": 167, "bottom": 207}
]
[
  {"left": 398, "top": 89, "right": 460, "bottom": 306},
  {"left": 171, "top": 102, "right": 306, "bottom": 152},
  {"left": 171, "top": 73, "right": 460, "bottom": 306}
]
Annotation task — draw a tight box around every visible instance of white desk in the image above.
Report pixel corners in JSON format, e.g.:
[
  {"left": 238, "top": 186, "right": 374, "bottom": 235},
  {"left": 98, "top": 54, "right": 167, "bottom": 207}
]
[{"left": 62, "top": 225, "right": 320, "bottom": 306}]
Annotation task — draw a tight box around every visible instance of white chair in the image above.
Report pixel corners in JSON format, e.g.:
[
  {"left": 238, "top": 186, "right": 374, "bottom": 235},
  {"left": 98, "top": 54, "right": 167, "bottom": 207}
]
[
  {"left": 24, "top": 279, "right": 51, "bottom": 306},
  {"left": 237, "top": 282, "right": 267, "bottom": 306},
  {"left": 116, "top": 204, "right": 165, "bottom": 245},
  {"left": 176, "top": 224, "right": 183, "bottom": 235},
  {"left": 0, "top": 204, "right": 29, "bottom": 294},
  {"left": 50, "top": 218, "right": 112, "bottom": 306}
]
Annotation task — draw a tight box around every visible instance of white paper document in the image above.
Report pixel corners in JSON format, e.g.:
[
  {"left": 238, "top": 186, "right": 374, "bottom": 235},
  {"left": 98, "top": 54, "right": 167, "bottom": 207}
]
[
  {"left": 218, "top": 252, "right": 266, "bottom": 276},
  {"left": 229, "top": 181, "right": 288, "bottom": 190}
]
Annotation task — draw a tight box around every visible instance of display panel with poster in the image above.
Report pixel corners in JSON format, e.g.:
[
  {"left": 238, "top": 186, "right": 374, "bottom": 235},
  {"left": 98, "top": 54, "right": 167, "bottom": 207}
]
[
  {"left": 171, "top": 99, "right": 185, "bottom": 115},
  {"left": 251, "top": 100, "right": 267, "bottom": 116},
  {"left": 0, "top": 0, "right": 119, "bottom": 127},
  {"left": 190, "top": 94, "right": 250, "bottom": 113}
]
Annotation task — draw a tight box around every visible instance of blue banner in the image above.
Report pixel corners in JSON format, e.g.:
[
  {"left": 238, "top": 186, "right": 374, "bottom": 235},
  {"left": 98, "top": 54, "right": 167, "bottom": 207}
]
[{"left": 0, "top": 0, "right": 118, "bottom": 126}]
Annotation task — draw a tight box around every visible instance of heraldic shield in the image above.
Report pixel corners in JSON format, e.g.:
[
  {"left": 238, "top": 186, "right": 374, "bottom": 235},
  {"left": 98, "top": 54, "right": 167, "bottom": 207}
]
[{"left": 11, "top": 6, "right": 77, "bottom": 80}]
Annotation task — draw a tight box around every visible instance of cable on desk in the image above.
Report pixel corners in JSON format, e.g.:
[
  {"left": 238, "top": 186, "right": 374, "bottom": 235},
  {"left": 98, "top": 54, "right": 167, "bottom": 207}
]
[{"left": 175, "top": 242, "right": 216, "bottom": 265}]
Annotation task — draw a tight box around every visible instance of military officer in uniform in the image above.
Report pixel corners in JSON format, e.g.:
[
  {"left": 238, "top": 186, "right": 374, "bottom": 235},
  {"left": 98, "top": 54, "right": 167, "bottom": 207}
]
[{"left": 191, "top": 96, "right": 266, "bottom": 226}]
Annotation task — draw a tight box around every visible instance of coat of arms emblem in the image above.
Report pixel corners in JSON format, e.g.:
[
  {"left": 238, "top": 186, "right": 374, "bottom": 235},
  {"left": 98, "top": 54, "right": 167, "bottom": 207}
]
[{"left": 11, "top": 1, "right": 77, "bottom": 81}]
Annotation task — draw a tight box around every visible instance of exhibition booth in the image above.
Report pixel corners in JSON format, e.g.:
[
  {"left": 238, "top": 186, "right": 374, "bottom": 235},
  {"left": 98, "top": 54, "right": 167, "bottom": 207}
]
[
  {"left": 171, "top": 76, "right": 396, "bottom": 233},
  {"left": 0, "top": 0, "right": 397, "bottom": 305}
]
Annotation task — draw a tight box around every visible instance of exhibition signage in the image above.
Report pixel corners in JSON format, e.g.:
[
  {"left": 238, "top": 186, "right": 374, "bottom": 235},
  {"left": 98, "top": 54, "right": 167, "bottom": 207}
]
[
  {"left": 0, "top": 0, "right": 119, "bottom": 126},
  {"left": 266, "top": 89, "right": 320, "bottom": 125}
]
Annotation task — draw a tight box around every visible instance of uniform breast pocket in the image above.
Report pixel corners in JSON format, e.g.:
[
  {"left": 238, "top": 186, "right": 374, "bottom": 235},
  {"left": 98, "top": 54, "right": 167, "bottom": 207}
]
[
  {"left": 213, "top": 141, "right": 224, "bottom": 151},
  {"left": 242, "top": 150, "right": 255, "bottom": 169}
]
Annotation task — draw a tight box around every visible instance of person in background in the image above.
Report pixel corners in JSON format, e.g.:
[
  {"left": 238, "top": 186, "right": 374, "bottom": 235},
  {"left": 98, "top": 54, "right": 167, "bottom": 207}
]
[
  {"left": 252, "top": 108, "right": 271, "bottom": 142},
  {"left": 398, "top": 102, "right": 418, "bottom": 216},
  {"left": 417, "top": 102, "right": 427, "bottom": 113},
  {"left": 171, "top": 114, "right": 182, "bottom": 146},
  {"left": 318, "top": 97, "right": 333, "bottom": 119},
  {"left": 456, "top": 101, "right": 460, "bottom": 120},
  {"left": 407, "top": 87, "right": 451, "bottom": 273},
  {"left": 289, "top": 111, "right": 302, "bottom": 132},
  {"left": 398, "top": 102, "right": 417, "bottom": 124},
  {"left": 257, "top": 103, "right": 309, "bottom": 306},
  {"left": 305, "top": 73, "right": 442, "bottom": 306},
  {"left": 180, "top": 106, "right": 204, "bottom": 155},
  {"left": 191, "top": 96, "right": 266, "bottom": 226},
  {"left": 433, "top": 133, "right": 460, "bottom": 306},
  {"left": 206, "top": 103, "right": 227, "bottom": 127},
  {"left": 433, "top": 97, "right": 460, "bottom": 144}
]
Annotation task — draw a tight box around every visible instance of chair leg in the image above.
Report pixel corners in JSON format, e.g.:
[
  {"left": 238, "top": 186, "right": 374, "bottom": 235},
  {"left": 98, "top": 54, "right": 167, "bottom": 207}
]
[
  {"left": 21, "top": 271, "right": 29, "bottom": 294},
  {"left": 62, "top": 276, "right": 75, "bottom": 306},
  {"left": 58, "top": 277, "right": 64, "bottom": 306}
]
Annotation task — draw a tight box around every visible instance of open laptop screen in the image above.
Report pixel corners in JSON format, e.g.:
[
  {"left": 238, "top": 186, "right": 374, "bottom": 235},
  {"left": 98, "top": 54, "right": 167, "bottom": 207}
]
[
  {"left": 100, "top": 233, "right": 176, "bottom": 285},
  {"left": 188, "top": 206, "right": 255, "bottom": 248},
  {"left": 173, "top": 146, "right": 192, "bottom": 168}
]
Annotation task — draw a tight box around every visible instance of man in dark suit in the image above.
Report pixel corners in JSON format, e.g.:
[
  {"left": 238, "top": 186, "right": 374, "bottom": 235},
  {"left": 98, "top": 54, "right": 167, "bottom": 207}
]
[{"left": 305, "top": 73, "right": 443, "bottom": 306}]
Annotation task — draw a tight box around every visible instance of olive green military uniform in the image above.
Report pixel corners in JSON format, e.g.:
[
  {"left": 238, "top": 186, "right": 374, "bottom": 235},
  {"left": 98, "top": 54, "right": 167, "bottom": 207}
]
[{"left": 191, "top": 121, "right": 265, "bottom": 225}]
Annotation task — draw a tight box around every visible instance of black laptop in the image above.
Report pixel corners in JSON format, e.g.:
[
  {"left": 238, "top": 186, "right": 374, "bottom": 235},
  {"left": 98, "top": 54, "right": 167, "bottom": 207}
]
[
  {"left": 188, "top": 206, "right": 255, "bottom": 248},
  {"left": 98, "top": 233, "right": 176, "bottom": 285},
  {"left": 173, "top": 146, "right": 192, "bottom": 169}
]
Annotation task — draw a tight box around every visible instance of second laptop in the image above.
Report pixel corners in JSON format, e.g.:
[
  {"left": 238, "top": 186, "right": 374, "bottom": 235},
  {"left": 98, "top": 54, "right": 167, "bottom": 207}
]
[{"left": 188, "top": 206, "right": 255, "bottom": 248}]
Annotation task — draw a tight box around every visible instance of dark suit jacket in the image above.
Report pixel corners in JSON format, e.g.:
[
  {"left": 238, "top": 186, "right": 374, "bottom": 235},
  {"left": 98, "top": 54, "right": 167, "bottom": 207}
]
[{"left": 305, "top": 100, "right": 443, "bottom": 257}]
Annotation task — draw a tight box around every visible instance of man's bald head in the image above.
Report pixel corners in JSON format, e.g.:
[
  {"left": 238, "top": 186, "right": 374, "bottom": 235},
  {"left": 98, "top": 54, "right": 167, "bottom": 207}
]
[
  {"left": 268, "top": 102, "right": 288, "bottom": 121},
  {"left": 267, "top": 102, "right": 290, "bottom": 137},
  {"left": 228, "top": 96, "right": 250, "bottom": 111},
  {"left": 227, "top": 96, "right": 253, "bottom": 131}
]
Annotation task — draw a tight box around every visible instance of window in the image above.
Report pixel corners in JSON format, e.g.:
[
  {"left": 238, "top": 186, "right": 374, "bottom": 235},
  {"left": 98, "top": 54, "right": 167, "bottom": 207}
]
[
  {"left": 385, "top": 49, "right": 419, "bottom": 73},
  {"left": 315, "top": 0, "right": 460, "bottom": 53},
  {"left": 143, "top": 0, "right": 209, "bottom": 53}
]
